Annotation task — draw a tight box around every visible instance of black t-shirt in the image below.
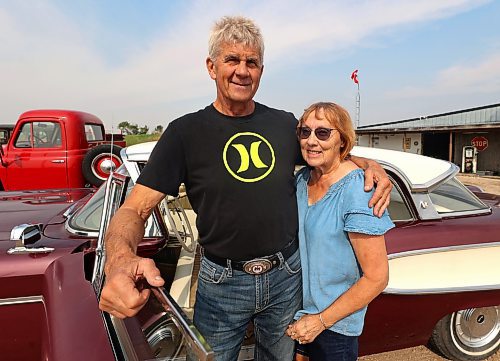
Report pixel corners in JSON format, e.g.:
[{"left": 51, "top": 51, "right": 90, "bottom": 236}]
[{"left": 137, "top": 103, "right": 300, "bottom": 260}]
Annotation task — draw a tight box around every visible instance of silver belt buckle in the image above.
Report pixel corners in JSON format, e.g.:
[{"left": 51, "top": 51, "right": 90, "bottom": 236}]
[{"left": 243, "top": 258, "right": 273, "bottom": 275}]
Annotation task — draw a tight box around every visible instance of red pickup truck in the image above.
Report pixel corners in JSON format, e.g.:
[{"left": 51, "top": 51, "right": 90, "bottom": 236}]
[{"left": 0, "top": 109, "right": 126, "bottom": 191}]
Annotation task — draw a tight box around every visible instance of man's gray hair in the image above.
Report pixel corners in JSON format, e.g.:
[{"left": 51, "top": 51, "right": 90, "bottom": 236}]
[{"left": 208, "top": 16, "right": 265, "bottom": 64}]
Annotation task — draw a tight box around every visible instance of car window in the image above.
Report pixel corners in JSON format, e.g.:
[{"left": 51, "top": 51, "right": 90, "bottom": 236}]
[
  {"left": 429, "top": 177, "right": 488, "bottom": 214},
  {"left": 387, "top": 182, "right": 413, "bottom": 221},
  {"left": 69, "top": 176, "right": 160, "bottom": 236}
]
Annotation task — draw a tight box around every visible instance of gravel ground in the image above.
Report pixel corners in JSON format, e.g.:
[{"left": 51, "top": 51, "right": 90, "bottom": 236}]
[
  {"left": 360, "top": 174, "right": 500, "bottom": 361},
  {"left": 360, "top": 345, "right": 500, "bottom": 361},
  {"left": 457, "top": 173, "right": 500, "bottom": 195}
]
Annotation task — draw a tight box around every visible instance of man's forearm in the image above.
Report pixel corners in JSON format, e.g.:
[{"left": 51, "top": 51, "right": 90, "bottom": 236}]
[
  {"left": 350, "top": 154, "right": 370, "bottom": 170},
  {"left": 104, "top": 207, "right": 147, "bottom": 273}
]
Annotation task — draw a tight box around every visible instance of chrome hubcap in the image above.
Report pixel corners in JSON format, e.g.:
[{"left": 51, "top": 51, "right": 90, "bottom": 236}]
[
  {"left": 146, "top": 319, "right": 183, "bottom": 358},
  {"left": 454, "top": 306, "right": 500, "bottom": 348},
  {"left": 99, "top": 158, "right": 116, "bottom": 174}
]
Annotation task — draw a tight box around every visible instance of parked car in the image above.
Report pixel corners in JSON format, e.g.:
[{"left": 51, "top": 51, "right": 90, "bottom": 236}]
[
  {"left": 0, "top": 142, "right": 498, "bottom": 361},
  {"left": 0, "top": 110, "right": 126, "bottom": 191},
  {"left": 0, "top": 124, "right": 14, "bottom": 145}
]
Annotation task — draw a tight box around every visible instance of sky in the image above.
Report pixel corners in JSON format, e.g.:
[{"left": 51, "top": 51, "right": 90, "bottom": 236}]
[{"left": 1, "top": 0, "right": 499, "bottom": 130}]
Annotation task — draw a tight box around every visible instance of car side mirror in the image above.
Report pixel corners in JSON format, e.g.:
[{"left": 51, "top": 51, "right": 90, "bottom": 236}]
[
  {"left": 0, "top": 145, "right": 6, "bottom": 167},
  {"left": 10, "top": 223, "right": 42, "bottom": 248}
]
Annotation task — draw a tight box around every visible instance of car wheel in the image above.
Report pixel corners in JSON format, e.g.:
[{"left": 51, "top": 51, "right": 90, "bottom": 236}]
[
  {"left": 144, "top": 316, "right": 184, "bottom": 358},
  {"left": 430, "top": 306, "right": 500, "bottom": 361},
  {"left": 82, "top": 144, "right": 122, "bottom": 187}
]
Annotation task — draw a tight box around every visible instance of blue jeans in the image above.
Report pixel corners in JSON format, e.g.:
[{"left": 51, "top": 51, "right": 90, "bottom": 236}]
[
  {"left": 193, "top": 249, "right": 302, "bottom": 361},
  {"left": 296, "top": 330, "right": 358, "bottom": 361}
]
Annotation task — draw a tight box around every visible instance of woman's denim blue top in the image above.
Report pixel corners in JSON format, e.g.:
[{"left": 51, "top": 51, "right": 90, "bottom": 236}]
[{"left": 294, "top": 167, "right": 394, "bottom": 336}]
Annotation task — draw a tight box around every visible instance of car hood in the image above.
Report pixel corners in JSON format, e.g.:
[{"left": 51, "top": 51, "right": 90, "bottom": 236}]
[{"left": 0, "top": 188, "right": 93, "bottom": 241}]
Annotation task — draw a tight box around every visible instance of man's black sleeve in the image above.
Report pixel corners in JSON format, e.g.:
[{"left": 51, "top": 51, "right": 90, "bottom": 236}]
[{"left": 136, "top": 122, "right": 186, "bottom": 196}]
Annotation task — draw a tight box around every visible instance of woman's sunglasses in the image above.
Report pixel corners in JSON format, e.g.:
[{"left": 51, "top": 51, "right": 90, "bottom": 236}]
[{"left": 296, "top": 126, "right": 336, "bottom": 141}]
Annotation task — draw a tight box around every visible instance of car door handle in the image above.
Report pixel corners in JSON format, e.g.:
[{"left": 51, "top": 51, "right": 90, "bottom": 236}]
[{"left": 51, "top": 159, "right": 65, "bottom": 163}]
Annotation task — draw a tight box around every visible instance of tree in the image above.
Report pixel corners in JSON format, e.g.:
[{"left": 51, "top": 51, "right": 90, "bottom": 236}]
[
  {"left": 118, "top": 121, "right": 150, "bottom": 135},
  {"left": 118, "top": 121, "right": 132, "bottom": 135},
  {"left": 154, "top": 125, "right": 164, "bottom": 134}
]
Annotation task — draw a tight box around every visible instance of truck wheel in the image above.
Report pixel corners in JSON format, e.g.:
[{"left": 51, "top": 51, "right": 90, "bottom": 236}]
[
  {"left": 429, "top": 306, "right": 500, "bottom": 361},
  {"left": 82, "top": 144, "right": 122, "bottom": 187}
]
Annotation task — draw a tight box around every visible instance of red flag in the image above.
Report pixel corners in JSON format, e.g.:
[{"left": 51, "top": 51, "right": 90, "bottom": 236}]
[{"left": 351, "top": 69, "right": 359, "bottom": 84}]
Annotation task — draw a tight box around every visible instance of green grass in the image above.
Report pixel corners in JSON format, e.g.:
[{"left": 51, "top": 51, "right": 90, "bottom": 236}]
[{"left": 125, "top": 133, "right": 161, "bottom": 146}]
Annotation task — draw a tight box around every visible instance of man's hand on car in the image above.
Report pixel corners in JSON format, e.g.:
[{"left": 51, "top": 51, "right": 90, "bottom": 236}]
[{"left": 99, "top": 254, "right": 164, "bottom": 318}]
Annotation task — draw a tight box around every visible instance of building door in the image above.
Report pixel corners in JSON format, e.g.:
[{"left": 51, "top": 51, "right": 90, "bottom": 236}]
[{"left": 422, "top": 132, "right": 452, "bottom": 161}]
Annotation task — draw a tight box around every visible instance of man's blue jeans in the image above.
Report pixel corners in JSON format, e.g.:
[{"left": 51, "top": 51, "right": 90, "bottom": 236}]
[{"left": 193, "top": 249, "right": 302, "bottom": 361}]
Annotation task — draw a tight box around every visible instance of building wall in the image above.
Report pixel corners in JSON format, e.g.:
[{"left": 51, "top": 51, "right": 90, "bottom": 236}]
[
  {"left": 453, "top": 130, "right": 500, "bottom": 174},
  {"left": 357, "top": 133, "right": 422, "bottom": 154},
  {"left": 358, "top": 128, "right": 499, "bottom": 174}
]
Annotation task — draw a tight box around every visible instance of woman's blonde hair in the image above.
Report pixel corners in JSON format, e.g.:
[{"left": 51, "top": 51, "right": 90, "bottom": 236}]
[{"left": 299, "top": 102, "right": 355, "bottom": 160}]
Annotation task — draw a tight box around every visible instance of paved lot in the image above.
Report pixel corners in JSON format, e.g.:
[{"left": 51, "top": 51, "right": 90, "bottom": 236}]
[{"left": 361, "top": 174, "right": 499, "bottom": 361}]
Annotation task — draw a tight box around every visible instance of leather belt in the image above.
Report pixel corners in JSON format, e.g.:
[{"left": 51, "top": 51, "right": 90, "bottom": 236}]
[{"left": 203, "top": 240, "right": 298, "bottom": 275}]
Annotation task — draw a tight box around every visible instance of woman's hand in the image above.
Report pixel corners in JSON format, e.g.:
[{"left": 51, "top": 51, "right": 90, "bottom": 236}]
[{"left": 286, "top": 314, "right": 325, "bottom": 344}]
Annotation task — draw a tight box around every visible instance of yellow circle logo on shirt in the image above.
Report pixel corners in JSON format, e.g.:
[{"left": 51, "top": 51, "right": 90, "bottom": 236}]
[{"left": 223, "top": 132, "right": 275, "bottom": 183}]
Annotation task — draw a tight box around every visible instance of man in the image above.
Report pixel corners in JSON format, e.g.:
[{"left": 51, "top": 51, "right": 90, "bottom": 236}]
[{"left": 99, "top": 16, "right": 391, "bottom": 361}]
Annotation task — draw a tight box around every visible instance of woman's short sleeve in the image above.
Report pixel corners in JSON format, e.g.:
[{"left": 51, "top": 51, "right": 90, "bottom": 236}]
[{"left": 343, "top": 173, "right": 395, "bottom": 235}]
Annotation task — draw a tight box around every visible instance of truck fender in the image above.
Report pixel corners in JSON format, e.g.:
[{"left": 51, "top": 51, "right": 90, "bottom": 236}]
[{"left": 82, "top": 144, "right": 123, "bottom": 187}]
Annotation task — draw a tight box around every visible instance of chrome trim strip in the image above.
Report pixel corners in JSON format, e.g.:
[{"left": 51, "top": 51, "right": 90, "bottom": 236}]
[
  {"left": 92, "top": 173, "right": 129, "bottom": 295},
  {"left": 0, "top": 295, "right": 43, "bottom": 306},
  {"left": 63, "top": 202, "right": 79, "bottom": 219},
  {"left": 65, "top": 221, "right": 98, "bottom": 238},
  {"left": 7, "top": 246, "right": 55, "bottom": 254},
  {"left": 153, "top": 287, "right": 214, "bottom": 361},
  {"left": 438, "top": 207, "right": 492, "bottom": 218},
  {"left": 384, "top": 284, "right": 500, "bottom": 295},
  {"left": 424, "top": 163, "right": 459, "bottom": 193},
  {"left": 110, "top": 316, "right": 140, "bottom": 361},
  {"left": 388, "top": 241, "right": 500, "bottom": 260}
]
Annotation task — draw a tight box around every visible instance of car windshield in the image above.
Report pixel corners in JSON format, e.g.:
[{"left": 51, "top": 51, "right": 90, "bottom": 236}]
[
  {"left": 68, "top": 167, "right": 160, "bottom": 236},
  {"left": 429, "top": 177, "right": 488, "bottom": 214},
  {"left": 69, "top": 183, "right": 119, "bottom": 232}
]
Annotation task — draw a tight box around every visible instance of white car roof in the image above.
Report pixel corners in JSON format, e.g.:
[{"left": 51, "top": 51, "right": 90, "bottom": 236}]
[
  {"left": 121, "top": 141, "right": 157, "bottom": 163},
  {"left": 351, "top": 146, "right": 457, "bottom": 190},
  {"left": 122, "top": 141, "right": 457, "bottom": 191}
]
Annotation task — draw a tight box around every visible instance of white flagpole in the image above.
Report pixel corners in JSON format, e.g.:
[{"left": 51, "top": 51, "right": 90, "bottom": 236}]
[
  {"left": 356, "top": 82, "right": 360, "bottom": 129},
  {"left": 351, "top": 69, "right": 361, "bottom": 129}
]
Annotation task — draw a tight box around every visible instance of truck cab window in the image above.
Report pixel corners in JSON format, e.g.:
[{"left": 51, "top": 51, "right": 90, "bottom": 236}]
[
  {"left": 14, "top": 123, "right": 32, "bottom": 148},
  {"left": 33, "top": 122, "right": 62, "bottom": 148},
  {"left": 85, "top": 124, "right": 104, "bottom": 141}
]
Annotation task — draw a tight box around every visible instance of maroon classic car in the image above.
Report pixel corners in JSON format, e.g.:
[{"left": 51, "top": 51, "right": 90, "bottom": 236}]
[{"left": 0, "top": 142, "right": 498, "bottom": 361}]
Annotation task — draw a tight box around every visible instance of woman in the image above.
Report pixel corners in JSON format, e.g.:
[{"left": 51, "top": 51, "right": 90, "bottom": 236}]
[{"left": 286, "top": 102, "right": 394, "bottom": 360}]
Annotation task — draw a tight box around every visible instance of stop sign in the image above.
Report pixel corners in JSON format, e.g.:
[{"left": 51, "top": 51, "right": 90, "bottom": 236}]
[{"left": 471, "top": 136, "right": 488, "bottom": 151}]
